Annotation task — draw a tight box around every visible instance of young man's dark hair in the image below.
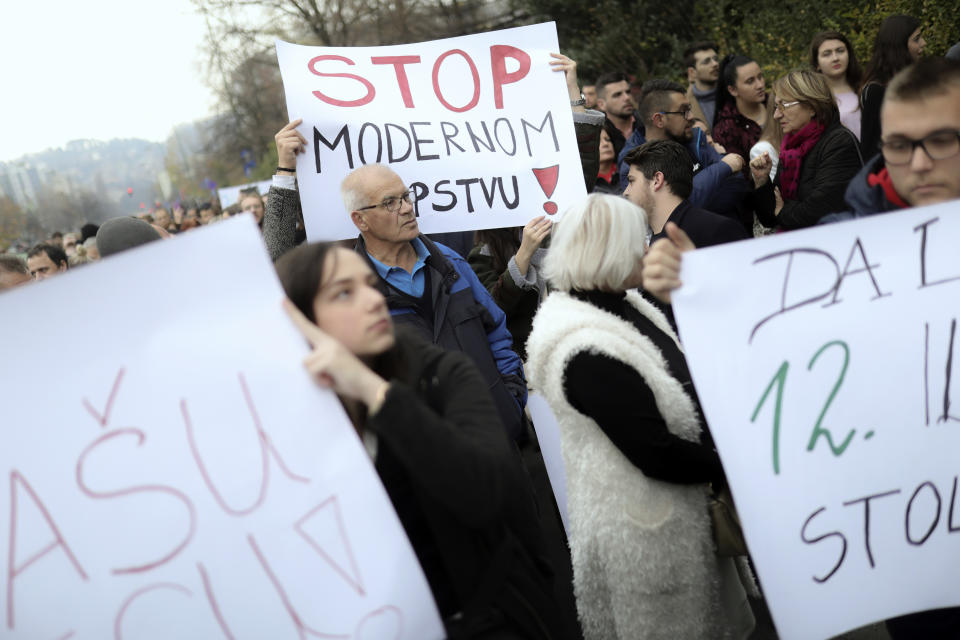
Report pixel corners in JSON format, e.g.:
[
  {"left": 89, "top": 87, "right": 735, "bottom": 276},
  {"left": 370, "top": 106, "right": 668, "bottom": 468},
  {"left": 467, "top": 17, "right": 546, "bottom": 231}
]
[
  {"left": 638, "top": 79, "right": 686, "bottom": 126},
  {"left": 683, "top": 41, "right": 719, "bottom": 70},
  {"left": 27, "top": 243, "right": 68, "bottom": 268},
  {"left": 80, "top": 223, "right": 100, "bottom": 243},
  {"left": 623, "top": 140, "right": 694, "bottom": 199},
  {"left": 595, "top": 71, "right": 629, "bottom": 97}
]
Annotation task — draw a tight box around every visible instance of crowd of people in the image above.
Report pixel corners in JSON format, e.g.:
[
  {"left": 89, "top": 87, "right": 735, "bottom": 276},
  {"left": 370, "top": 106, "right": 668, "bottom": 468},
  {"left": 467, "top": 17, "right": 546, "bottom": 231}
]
[
  {"left": 3, "top": 13, "right": 960, "bottom": 640},
  {"left": 1, "top": 189, "right": 272, "bottom": 285}
]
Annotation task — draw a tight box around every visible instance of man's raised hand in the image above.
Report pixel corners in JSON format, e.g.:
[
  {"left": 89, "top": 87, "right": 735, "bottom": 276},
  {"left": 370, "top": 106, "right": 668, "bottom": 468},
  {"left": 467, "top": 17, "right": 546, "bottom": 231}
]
[
  {"left": 275, "top": 120, "right": 308, "bottom": 173},
  {"left": 642, "top": 223, "right": 696, "bottom": 304}
]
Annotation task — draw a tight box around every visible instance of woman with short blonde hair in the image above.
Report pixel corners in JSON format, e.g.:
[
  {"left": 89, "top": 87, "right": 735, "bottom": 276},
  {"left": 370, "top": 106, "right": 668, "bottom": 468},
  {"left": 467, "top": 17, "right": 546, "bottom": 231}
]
[
  {"left": 528, "top": 193, "right": 755, "bottom": 639},
  {"left": 773, "top": 70, "right": 838, "bottom": 127},
  {"left": 542, "top": 194, "right": 646, "bottom": 292}
]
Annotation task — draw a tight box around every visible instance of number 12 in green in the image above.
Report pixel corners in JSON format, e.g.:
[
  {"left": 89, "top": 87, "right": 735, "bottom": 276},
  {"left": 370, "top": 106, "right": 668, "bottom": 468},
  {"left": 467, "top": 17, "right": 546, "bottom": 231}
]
[{"left": 750, "top": 340, "right": 868, "bottom": 475}]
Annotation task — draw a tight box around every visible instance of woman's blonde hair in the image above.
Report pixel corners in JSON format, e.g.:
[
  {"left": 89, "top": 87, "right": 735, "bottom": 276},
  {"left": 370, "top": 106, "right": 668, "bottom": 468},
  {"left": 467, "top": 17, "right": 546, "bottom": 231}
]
[
  {"left": 543, "top": 193, "right": 648, "bottom": 292},
  {"left": 774, "top": 69, "right": 839, "bottom": 126}
]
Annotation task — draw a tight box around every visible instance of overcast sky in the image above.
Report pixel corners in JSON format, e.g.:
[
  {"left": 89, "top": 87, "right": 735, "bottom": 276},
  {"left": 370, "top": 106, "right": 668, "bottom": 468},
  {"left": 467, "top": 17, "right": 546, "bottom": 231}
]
[{"left": 1, "top": 0, "right": 218, "bottom": 162}]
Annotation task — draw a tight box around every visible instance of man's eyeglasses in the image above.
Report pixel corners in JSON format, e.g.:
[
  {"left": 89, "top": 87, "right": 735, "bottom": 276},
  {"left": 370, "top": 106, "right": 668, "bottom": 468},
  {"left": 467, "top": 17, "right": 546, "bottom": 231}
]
[
  {"left": 774, "top": 100, "right": 802, "bottom": 112},
  {"left": 357, "top": 189, "right": 414, "bottom": 214},
  {"left": 658, "top": 106, "right": 693, "bottom": 118},
  {"left": 880, "top": 130, "right": 960, "bottom": 166}
]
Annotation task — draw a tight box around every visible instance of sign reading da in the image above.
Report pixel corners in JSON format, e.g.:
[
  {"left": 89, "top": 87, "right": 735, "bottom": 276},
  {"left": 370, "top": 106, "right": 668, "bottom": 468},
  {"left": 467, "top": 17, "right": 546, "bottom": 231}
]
[
  {"left": 275, "top": 22, "right": 586, "bottom": 241},
  {"left": 672, "top": 200, "right": 960, "bottom": 639}
]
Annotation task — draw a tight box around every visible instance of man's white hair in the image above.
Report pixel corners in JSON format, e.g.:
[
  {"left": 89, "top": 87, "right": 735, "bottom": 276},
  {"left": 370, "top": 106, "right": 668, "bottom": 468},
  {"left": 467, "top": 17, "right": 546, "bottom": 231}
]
[
  {"left": 340, "top": 164, "right": 397, "bottom": 213},
  {"left": 543, "top": 193, "right": 649, "bottom": 292}
]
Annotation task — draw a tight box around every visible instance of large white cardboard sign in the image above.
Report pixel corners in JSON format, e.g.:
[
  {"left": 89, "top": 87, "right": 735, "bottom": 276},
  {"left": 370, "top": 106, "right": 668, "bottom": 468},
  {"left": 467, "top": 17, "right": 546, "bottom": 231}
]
[
  {"left": 527, "top": 393, "right": 569, "bottom": 536},
  {"left": 276, "top": 22, "right": 587, "bottom": 241},
  {"left": 0, "top": 216, "right": 443, "bottom": 639},
  {"left": 672, "top": 200, "right": 960, "bottom": 639}
]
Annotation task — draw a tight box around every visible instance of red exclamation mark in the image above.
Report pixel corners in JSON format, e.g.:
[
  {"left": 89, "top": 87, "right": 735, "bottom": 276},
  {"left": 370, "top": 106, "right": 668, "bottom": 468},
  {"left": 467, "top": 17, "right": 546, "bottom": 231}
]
[{"left": 532, "top": 165, "right": 559, "bottom": 215}]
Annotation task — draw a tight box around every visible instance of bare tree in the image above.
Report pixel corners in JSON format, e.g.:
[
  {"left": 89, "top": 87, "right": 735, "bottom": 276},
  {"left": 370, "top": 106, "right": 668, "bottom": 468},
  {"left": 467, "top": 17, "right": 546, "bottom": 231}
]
[{"left": 186, "top": 0, "right": 529, "bottom": 189}]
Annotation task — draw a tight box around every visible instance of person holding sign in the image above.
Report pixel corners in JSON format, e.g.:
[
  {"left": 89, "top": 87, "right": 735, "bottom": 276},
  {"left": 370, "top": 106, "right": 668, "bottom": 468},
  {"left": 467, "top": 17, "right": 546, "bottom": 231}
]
[
  {"left": 268, "top": 121, "right": 529, "bottom": 441},
  {"left": 526, "top": 194, "right": 755, "bottom": 640},
  {"left": 276, "top": 242, "right": 577, "bottom": 640},
  {"left": 642, "top": 57, "right": 960, "bottom": 639},
  {"left": 468, "top": 215, "right": 553, "bottom": 360}
]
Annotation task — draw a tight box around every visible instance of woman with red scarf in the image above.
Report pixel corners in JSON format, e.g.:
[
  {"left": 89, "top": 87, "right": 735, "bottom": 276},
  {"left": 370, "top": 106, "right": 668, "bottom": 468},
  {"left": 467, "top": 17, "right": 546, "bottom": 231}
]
[{"left": 750, "top": 70, "right": 863, "bottom": 230}]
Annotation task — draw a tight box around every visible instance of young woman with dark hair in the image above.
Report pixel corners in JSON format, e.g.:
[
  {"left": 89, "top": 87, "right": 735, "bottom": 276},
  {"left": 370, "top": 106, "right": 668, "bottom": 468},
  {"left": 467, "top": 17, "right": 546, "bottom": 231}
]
[
  {"left": 592, "top": 129, "right": 620, "bottom": 194},
  {"left": 810, "top": 30, "right": 864, "bottom": 139},
  {"left": 860, "top": 15, "right": 926, "bottom": 157},
  {"left": 712, "top": 55, "right": 776, "bottom": 158},
  {"left": 276, "top": 242, "right": 576, "bottom": 639}
]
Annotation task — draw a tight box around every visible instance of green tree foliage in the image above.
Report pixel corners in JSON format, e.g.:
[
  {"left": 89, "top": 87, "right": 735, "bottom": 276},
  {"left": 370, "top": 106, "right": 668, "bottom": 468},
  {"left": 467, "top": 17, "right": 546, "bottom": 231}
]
[
  {"left": 514, "top": 0, "right": 958, "bottom": 85},
  {"left": 0, "top": 197, "right": 27, "bottom": 251}
]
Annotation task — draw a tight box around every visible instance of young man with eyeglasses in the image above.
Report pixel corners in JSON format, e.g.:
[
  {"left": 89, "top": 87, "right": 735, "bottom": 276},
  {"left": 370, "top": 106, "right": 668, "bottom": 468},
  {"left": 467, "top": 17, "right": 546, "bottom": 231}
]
[
  {"left": 617, "top": 79, "right": 751, "bottom": 225},
  {"left": 830, "top": 57, "right": 960, "bottom": 220}
]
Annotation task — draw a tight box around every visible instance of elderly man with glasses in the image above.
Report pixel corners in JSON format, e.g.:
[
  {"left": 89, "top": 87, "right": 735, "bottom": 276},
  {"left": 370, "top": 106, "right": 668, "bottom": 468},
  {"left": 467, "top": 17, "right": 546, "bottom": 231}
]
[
  {"left": 342, "top": 162, "right": 529, "bottom": 441},
  {"left": 265, "top": 121, "right": 528, "bottom": 443}
]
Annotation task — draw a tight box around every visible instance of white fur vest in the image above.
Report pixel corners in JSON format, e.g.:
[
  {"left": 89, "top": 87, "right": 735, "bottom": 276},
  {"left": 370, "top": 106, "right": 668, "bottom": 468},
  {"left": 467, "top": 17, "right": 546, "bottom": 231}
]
[{"left": 526, "top": 291, "right": 750, "bottom": 639}]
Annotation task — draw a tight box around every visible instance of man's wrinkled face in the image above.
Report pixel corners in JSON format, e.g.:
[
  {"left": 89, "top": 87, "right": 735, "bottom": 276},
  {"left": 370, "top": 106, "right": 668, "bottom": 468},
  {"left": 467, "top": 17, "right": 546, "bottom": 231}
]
[
  {"left": 352, "top": 169, "right": 418, "bottom": 245},
  {"left": 882, "top": 88, "right": 960, "bottom": 207},
  {"left": 598, "top": 80, "right": 634, "bottom": 118}
]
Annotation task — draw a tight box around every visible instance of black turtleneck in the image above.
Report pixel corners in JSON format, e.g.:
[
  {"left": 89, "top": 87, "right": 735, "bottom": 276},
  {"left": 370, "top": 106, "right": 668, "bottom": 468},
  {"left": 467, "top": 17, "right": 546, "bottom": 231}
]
[{"left": 561, "top": 290, "right": 725, "bottom": 486}]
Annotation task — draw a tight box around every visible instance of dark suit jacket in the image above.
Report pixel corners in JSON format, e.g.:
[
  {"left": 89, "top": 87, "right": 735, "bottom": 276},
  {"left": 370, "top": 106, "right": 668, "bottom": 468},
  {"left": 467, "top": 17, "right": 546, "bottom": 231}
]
[{"left": 649, "top": 199, "right": 749, "bottom": 248}]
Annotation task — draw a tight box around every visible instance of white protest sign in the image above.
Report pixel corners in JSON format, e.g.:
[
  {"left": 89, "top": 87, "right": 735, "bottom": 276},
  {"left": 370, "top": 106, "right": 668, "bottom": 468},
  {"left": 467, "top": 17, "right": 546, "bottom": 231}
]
[
  {"left": 217, "top": 179, "right": 272, "bottom": 208},
  {"left": 0, "top": 217, "right": 443, "bottom": 639},
  {"left": 275, "top": 22, "right": 586, "bottom": 241},
  {"left": 527, "top": 393, "right": 570, "bottom": 536},
  {"left": 672, "top": 200, "right": 960, "bottom": 639}
]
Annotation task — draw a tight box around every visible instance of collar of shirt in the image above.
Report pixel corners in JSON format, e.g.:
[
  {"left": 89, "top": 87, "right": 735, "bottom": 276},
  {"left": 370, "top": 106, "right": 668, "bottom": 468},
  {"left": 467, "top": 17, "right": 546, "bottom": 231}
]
[
  {"left": 367, "top": 236, "right": 430, "bottom": 297},
  {"left": 649, "top": 200, "right": 690, "bottom": 245}
]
